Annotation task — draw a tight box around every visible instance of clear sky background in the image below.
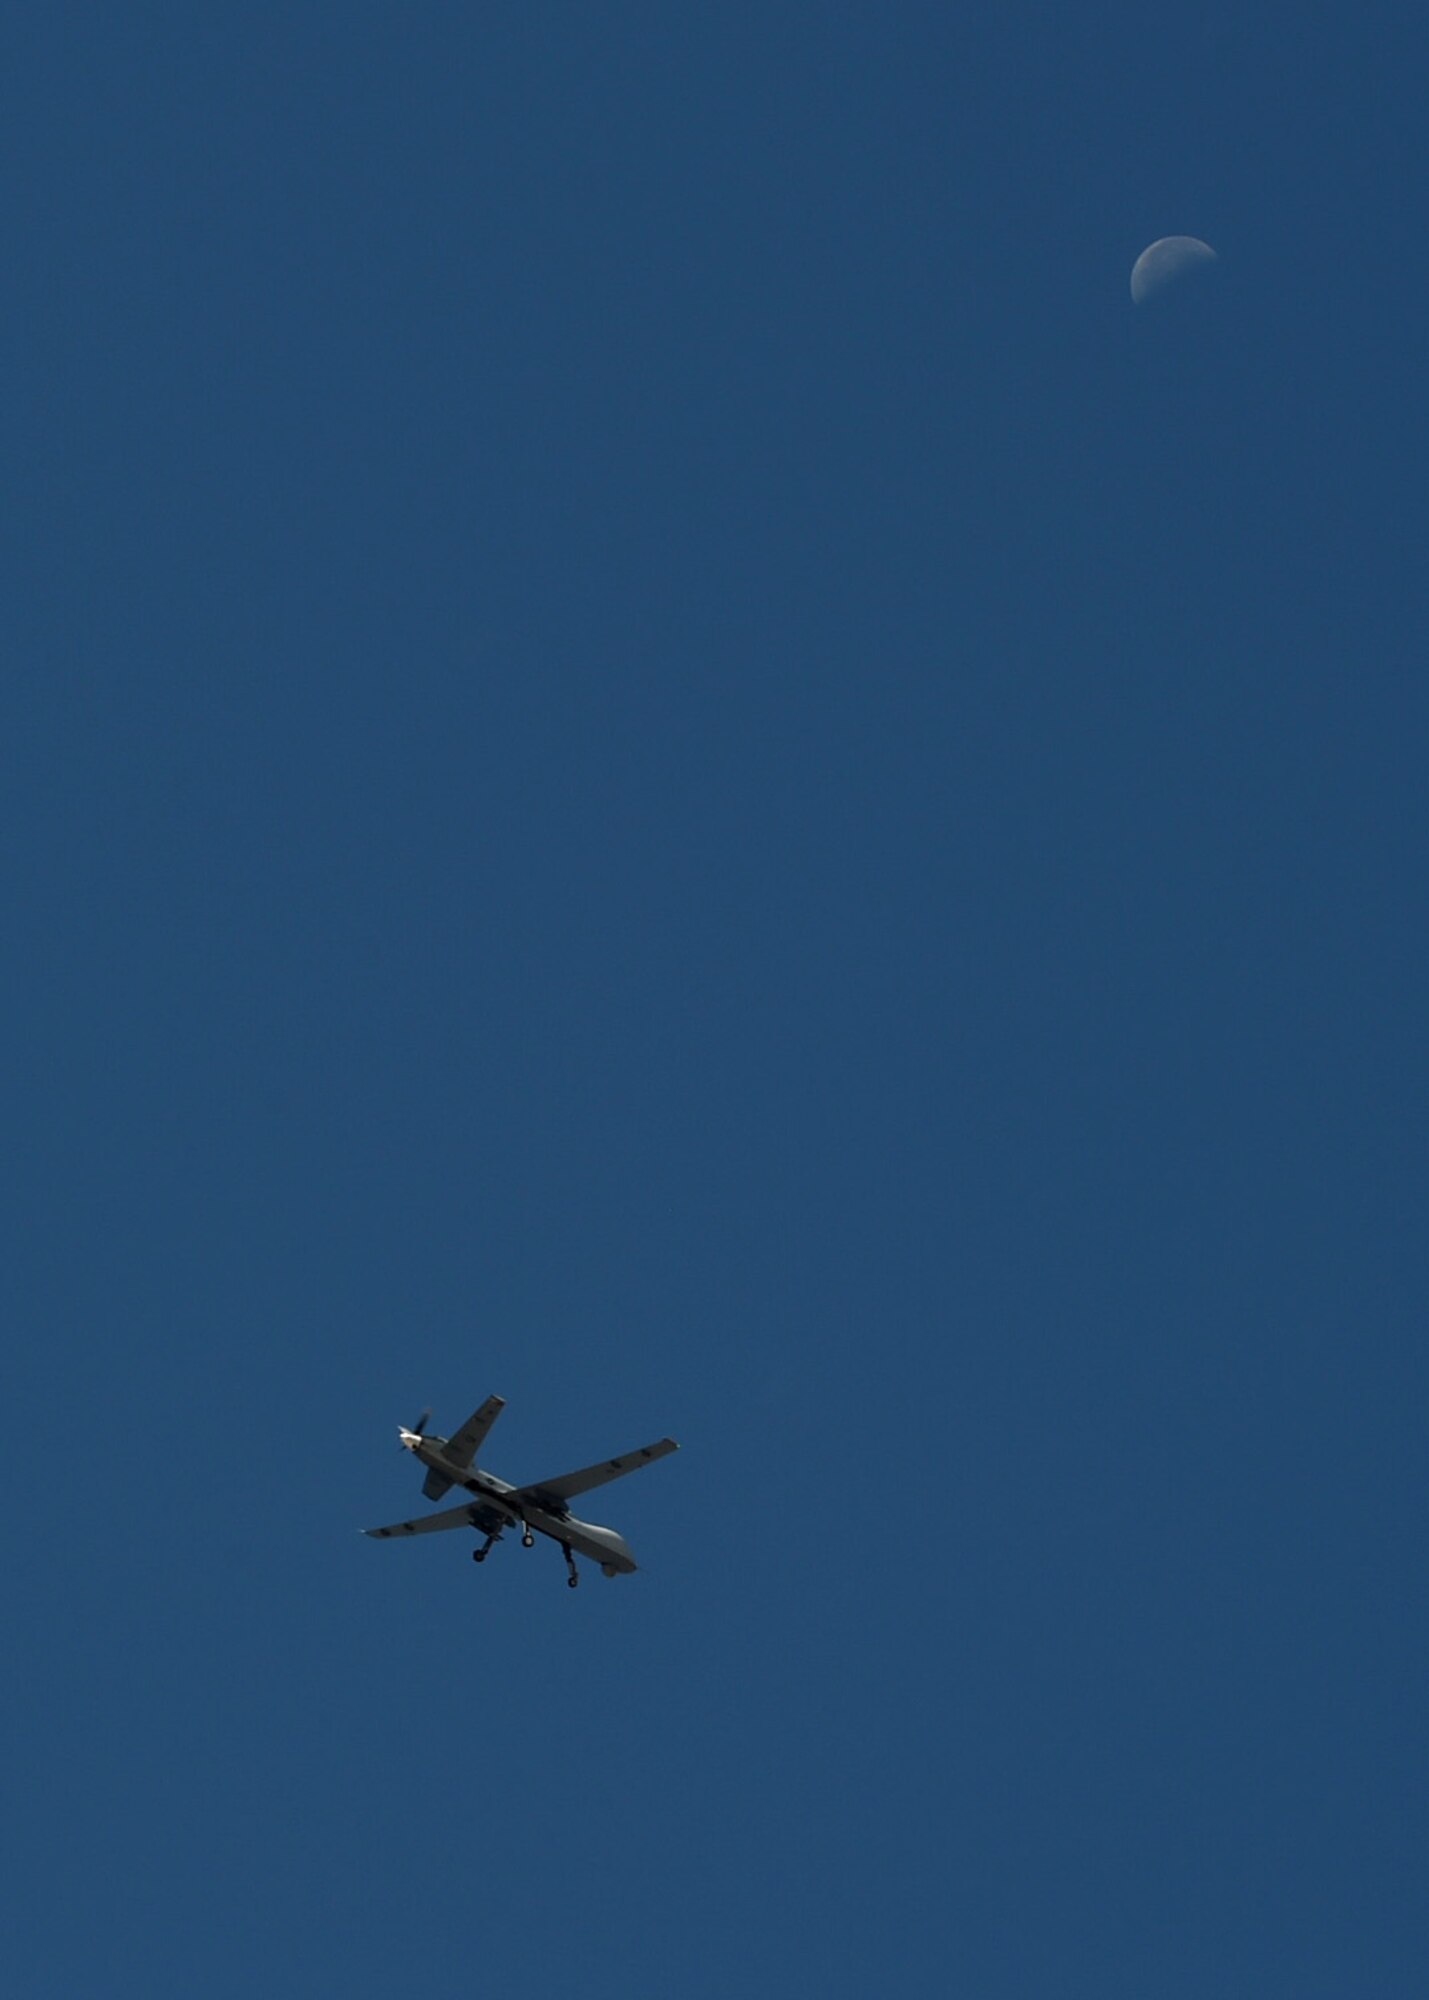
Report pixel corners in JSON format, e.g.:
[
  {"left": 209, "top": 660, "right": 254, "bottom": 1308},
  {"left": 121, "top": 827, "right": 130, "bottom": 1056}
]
[{"left": 5, "top": 7, "right": 1425, "bottom": 1996}]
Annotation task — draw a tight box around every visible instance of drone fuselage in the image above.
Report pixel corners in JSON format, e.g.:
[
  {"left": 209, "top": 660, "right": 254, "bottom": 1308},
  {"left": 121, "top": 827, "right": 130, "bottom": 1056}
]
[{"left": 394, "top": 1428, "right": 637, "bottom": 1573}]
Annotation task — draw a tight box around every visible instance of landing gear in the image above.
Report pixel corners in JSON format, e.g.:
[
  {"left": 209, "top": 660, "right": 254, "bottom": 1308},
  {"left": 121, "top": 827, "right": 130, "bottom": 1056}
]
[
  {"left": 472, "top": 1530, "right": 500, "bottom": 1564},
  {"left": 521, "top": 1527, "right": 534, "bottom": 1548},
  {"left": 562, "top": 1542, "right": 580, "bottom": 1589}
]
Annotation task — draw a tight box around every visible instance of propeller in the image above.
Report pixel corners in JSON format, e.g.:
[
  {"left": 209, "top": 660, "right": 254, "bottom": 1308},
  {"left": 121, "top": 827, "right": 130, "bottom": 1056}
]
[{"left": 399, "top": 1407, "right": 433, "bottom": 1449}]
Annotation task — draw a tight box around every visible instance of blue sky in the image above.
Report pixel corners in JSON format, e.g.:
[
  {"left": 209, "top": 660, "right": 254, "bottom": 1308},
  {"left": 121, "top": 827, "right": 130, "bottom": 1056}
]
[{"left": 5, "top": 8, "right": 1425, "bottom": 1996}]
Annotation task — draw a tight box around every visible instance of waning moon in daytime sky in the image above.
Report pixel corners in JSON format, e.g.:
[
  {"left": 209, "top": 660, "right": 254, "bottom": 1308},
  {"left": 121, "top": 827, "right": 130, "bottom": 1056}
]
[{"left": 1130, "top": 235, "right": 1218, "bottom": 304}]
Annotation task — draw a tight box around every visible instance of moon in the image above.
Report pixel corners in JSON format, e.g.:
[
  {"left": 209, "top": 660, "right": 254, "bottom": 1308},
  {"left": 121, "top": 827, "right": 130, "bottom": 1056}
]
[{"left": 1130, "top": 235, "right": 1217, "bottom": 305}]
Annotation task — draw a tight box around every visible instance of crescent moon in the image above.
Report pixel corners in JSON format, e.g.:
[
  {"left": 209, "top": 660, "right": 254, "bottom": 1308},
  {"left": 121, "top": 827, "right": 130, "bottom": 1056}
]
[{"left": 1130, "top": 236, "right": 1217, "bottom": 305}]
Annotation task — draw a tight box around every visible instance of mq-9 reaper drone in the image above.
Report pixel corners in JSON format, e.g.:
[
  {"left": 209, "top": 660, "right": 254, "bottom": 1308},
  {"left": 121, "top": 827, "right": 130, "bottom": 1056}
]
[{"left": 364, "top": 1394, "right": 678, "bottom": 1588}]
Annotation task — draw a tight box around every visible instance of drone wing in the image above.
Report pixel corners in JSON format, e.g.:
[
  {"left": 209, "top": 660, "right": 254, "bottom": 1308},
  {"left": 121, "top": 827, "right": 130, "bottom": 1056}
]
[
  {"left": 363, "top": 1501, "right": 482, "bottom": 1540},
  {"left": 518, "top": 1436, "right": 678, "bottom": 1509},
  {"left": 442, "top": 1394, "right": 507, "bottom": 1470}
]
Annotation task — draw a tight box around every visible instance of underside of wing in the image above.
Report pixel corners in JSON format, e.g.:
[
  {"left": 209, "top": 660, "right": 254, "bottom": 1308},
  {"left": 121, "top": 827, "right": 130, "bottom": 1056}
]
[
  {"left": 442, "top": 1394, "right": 507, "bottom": 1470},
  {"left": 363, "top": 1500, "right": 487, "bottom": 1540},
  {"left": 519, "top": 1436, "right": 678, "bottom": 1510}
]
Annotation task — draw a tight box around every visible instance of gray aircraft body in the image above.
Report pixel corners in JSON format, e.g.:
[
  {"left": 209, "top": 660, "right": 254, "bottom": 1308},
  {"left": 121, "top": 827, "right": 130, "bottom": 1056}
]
[{"left": 364, "top": 1395, "right": 678, "bottom": 1587}]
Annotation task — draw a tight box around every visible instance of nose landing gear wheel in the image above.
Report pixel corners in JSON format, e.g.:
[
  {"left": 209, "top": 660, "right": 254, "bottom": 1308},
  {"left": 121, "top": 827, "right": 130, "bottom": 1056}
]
[
  {"left": 567, "top": 1572, "right": 579, "bottom": 1588},
  {"left": 561, "top": 1541, "right": 580, "bottom": 1589},
  {"left": 472, "top": 1548, "right": 486, "bottom": 1563}
]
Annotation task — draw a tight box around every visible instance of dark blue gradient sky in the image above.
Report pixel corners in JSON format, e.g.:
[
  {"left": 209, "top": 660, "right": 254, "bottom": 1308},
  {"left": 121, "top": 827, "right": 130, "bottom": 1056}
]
[{"left": 5, "top": 9, "right": 1424, "bottom": 1996}]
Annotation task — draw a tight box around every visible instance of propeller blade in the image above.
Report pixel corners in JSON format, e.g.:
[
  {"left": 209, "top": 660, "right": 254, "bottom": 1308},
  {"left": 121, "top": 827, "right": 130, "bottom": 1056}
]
[{"left": 399, "top": 1408, "right": 433, "bottom": 1449}]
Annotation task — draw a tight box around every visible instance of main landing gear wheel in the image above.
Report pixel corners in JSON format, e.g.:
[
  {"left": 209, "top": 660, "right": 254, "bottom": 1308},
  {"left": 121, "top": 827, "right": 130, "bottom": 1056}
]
[{"left": 522, "top": 1529, "right": 534, "bottom": 1548}]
